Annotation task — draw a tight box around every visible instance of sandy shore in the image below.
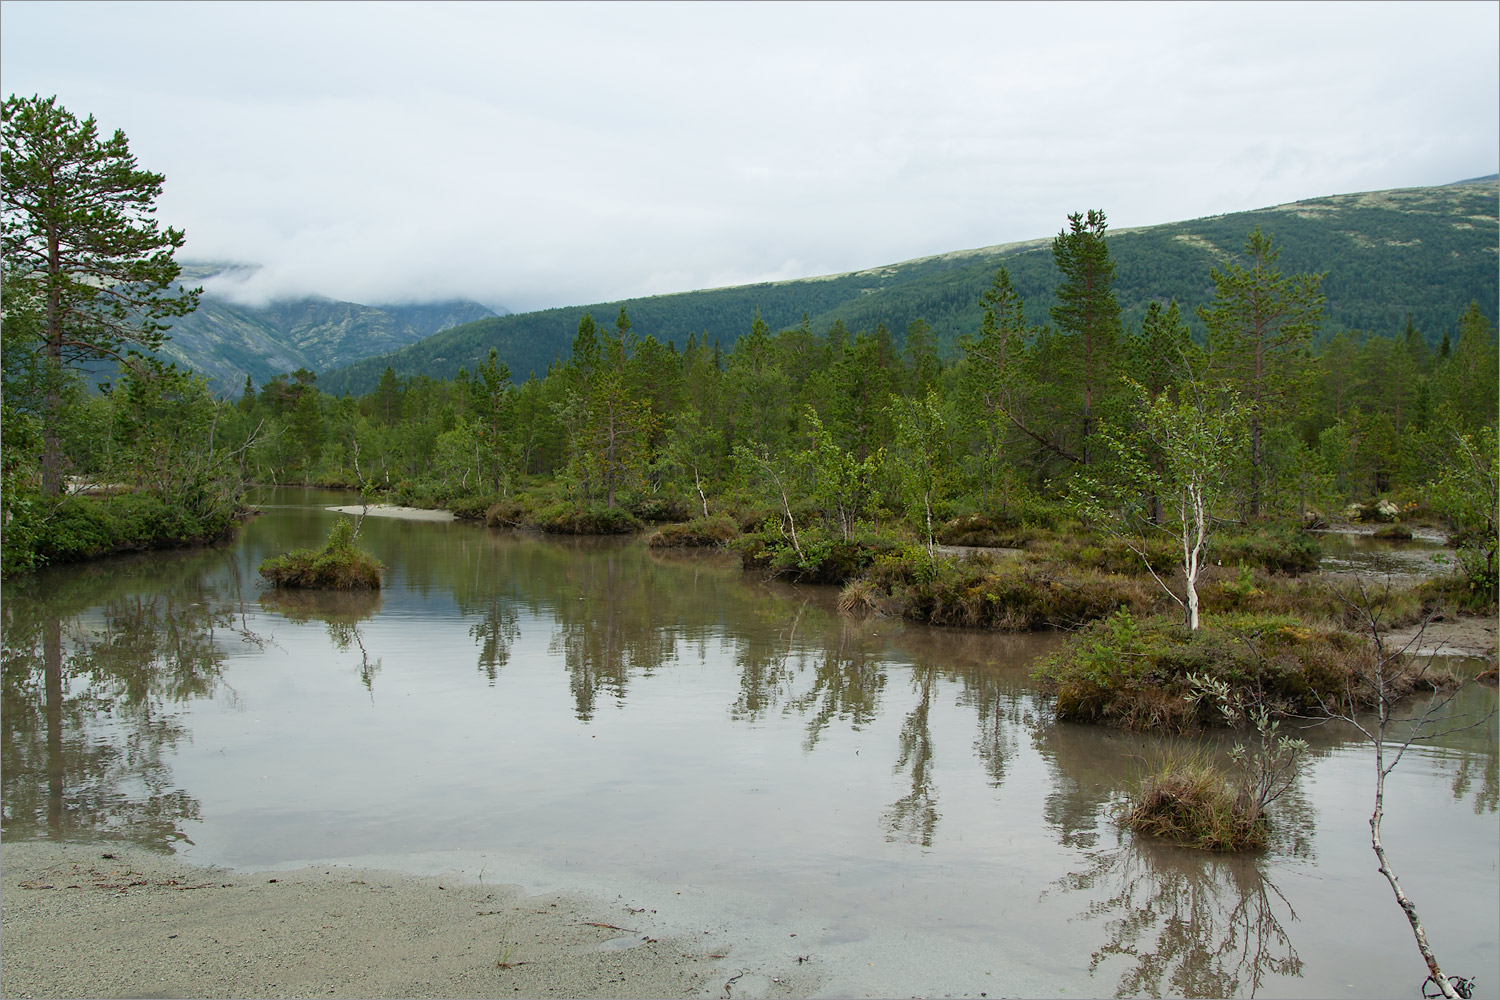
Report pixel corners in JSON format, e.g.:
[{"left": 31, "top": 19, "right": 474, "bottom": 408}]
[
  {"left": 325, "top": 505, "right": 457, "bottom": 522},
  {"left": 0, "top": 841, "right": 741, "bottom": 999},
  {"left": 1383, "top": 613, "right": 1499, "bottom": 660}
]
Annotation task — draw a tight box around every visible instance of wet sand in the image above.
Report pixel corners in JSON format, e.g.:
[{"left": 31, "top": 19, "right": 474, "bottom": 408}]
[
  {"left": 1383, "top": 613, "right": 1499, "bottom": 660},
  {"left": 0, "top": 841, "right": 742, "bottom": 999},
  {"left": 325, "top": 505, "right": 457, "bottom": 522}
]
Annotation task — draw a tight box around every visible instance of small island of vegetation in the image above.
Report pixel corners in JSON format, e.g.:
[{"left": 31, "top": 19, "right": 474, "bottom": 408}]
[{"left": 258, "top": 516, "right": 382, "bottom": 590}]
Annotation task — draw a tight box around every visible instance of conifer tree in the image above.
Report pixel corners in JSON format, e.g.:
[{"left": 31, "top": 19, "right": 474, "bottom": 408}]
[
  {"left": 1050, "top": 210, "right": 1123, "bottom": 465},
  {"left": 1199, "top": 227, "right": 1323, "bottom": 517},
  {"left": 2, "top": 95, "right": 201, "bottom": 495}
]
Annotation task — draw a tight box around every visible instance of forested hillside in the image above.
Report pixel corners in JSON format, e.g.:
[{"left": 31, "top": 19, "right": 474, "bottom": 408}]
[
  {"left": 155, "top": 263, "right": 498, "bottom": 393},
  {"left": 320, "top": 178, "right": 1497, "bottom": 397}
]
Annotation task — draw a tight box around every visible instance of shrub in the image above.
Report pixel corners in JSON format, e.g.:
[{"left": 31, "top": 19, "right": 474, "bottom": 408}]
[
  {"left": 5, "top": 490, "right": 241, "bottom": 574},
  {"left": 854, "top": 550, "right": 1156, "bottom": 631},
  {"left": 647, "top": 516, "right": 739, "bottom": 548},
  {"left": 629, "top": 494, "right": 692, "bottom": 523},
  {"left": 1211, "top": 525, "right": 1322, "bottom": 575},
  {"left": 534, "top": 502, "right": 642, "bottom": 535},
  {"left": 259, "top": 517, "right": 382, "bottom": 590},
  {"left": 731, "top": 524, "right": 900, "bottom": 584},
  {"left": 935, "top": 514, "right": 1040, "bottom": 549},
  {"left": 1123, "top": 752, "right": 1268, "bottom": 852},
  {"left": 1034, "top": 611, "right": 1421, "bottom": 732}
]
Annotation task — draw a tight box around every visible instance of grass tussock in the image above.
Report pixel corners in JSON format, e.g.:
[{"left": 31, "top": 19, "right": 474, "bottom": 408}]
[
  {"left": 935, "top": 514, "right": 1045, "bottom": 549},
  {"left": 853, "top": 548, "right": 1157, "bottom": 631},
  {"left": 647, "top": 515, "right": 740, "bottom": 548},
  {"left": 1035, "top": 610, "right": 1453, "bottom": 733},
  {"left": 259, "top": 517, "right": 382, "bottom": 590},
  {"left": 733, "top": 527, "right": 900, "bottom": 585},
  {"left": 533, "top": 503, "right": 642, "bottom": 535},
  {"left": 1123, "top": 755, "right": 1268, "bottom": 852}
]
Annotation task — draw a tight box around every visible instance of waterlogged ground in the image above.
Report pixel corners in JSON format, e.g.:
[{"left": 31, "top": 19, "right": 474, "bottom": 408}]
[{"left": 2, "top": 489, "right": 1496, "bottom": 998}]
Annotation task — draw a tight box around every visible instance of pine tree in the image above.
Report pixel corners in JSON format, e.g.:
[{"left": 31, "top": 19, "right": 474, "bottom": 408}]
[
  {"left": 1050, "top": 210, "right": 1123, "bottom": 465},
  {"left": 2, "top": 95, "right": 201, "bottom": 495},
  {"left": 1199, "top": 227, "right": 1323, "bottom": 517}
]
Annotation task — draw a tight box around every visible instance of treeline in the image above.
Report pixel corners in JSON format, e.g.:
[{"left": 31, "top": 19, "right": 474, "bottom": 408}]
[
  {"left": 5, "top": 211, "right": 1495, "bottom": 582},
  {"left": 318, "top": 179, "right": 1499, "bottom": 398},
  {"left": 227, "top": 220, "right": 1495, "bottom": 534}
]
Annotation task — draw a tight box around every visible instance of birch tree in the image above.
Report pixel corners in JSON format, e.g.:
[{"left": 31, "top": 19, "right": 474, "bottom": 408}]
[{"left": 1069, "top": 379, "right": 1244, "bottom": 630}]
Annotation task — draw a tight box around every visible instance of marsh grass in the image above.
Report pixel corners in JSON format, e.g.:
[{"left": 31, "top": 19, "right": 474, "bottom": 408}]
[
  {"left": 1034, "top": 610, "right": 1454, "bottom": 733},
  {"left": 848, "top": 549, "right": 1157, "bottom": 631},
  {"left": 647, "top": 515, "right": 739, "bottom": 548},
  {"left": 1122, "top": 745, "right": 1269, "bottom": 852},
  {"left": 258, "top": 517, "right": 382, "bottom": 590}
]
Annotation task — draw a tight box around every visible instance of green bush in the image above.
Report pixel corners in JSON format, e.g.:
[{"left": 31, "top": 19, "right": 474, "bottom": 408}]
[
  {"left": 3, "top": 490, "right": 241, "bottom": 574},
  {"left": 629, "top": 494, "right": 692, "bottom": 523},
  {"left": 1211, "top": 525, "right": 1322, "bottom": 575},
  {"left": 534, "top": 502, "right": 642, "bottom": 535},
  {"left": 648, "top": 515, "right": 739, "bottom": 548},
  {"left": 259, "top": 516, "right": 381, "bottom": 590},
  {"left": 732, "top": 525, "right": 899, "bottom": 584},
  {"left": 856, "top": 550, "right": 1156, "bottom": 631},
  {"left": 1033, "top": 611, "right": 1420, "bottom": 732},
  {"left": 935, "top": 514, "right": 1041, "bottom": 548},
  {"left": 484, "top": 497, "right": 532, "bottom": 528}
]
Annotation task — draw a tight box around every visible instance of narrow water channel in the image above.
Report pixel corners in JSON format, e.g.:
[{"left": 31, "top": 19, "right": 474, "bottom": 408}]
[{"left": 3, "top": 488, "right": 1496, "bottom": 998}]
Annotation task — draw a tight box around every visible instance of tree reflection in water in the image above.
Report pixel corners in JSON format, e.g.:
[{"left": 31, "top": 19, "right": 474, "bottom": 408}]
[
  {"left": 259, "top": 589, "right": 383, "bottom": 694},
  {"left": 1, "top": 552, "right": 256, "bottom": 851},
  {"left": 547, "top": 545, "right": 678, "bottom": 721},
  {"left": 1054, "top": 837, "right": 1304, "bottom": 998},
  {"left": 730, "top": 599, "right": 808, "bottom": 722},
  {"left": 883, "top": 665, "right": 938, "bottom": 845},
  {"left": 788, "top": 618, "right": 888, "bottom": 753},
  {"left": 468, "top": 597, "right": 519, "bottom": 684}
]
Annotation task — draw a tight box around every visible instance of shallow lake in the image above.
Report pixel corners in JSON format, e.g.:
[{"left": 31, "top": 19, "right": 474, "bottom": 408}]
[{"left": 3, "top": 488, "right": 1496, "bottom": 998}]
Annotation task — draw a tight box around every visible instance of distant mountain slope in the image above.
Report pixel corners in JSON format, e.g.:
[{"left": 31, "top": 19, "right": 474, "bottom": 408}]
[
  {"left": 315, "top": 177, "right": 1497, "bottom": 397},
  {"left": 156, "top": 265, "right": 499, "bottom": 394}
]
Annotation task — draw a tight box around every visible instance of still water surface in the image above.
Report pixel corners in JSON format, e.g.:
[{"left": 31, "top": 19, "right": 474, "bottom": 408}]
[{"left": 3, "top": 488, "right": 1496, "bottom": 998}]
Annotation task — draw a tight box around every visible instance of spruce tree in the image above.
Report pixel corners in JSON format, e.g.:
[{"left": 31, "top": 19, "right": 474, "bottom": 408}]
[
  {"left": 1050, "top": 210, "right": 1122, "bottom": 464},
  {"left": 1199, "top": 227, "right": 1323, "bottom": 518}
]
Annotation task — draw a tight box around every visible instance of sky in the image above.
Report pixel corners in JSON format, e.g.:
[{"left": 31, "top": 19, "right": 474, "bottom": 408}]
[{"left": 2, "top": 1, "right": 1496, "bottom": 314}]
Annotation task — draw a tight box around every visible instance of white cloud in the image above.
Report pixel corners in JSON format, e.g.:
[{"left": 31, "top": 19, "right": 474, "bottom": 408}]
[{"left": 3, "top": 0, "right": 1495, "bottom": 313}]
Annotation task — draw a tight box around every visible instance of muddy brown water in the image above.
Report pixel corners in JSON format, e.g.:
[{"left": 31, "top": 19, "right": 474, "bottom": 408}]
[{"left": 3, "top": 488, "right": 1496, "bottom": 998}]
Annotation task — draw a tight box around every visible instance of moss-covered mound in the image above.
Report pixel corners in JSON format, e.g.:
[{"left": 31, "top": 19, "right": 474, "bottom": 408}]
[
  {"left": 532, "top": 503, "right": 642, "bottom": 535},
  {"left": 1033, "top": 610, "right": 1432, "bottom": 732},
  {"left": 259, "top": 518, "right": 382, "bottom": 590},
  {"left": 846, "top": 550, "right": 1157, "bottom": 630},
  {"left": 647, "top": 515, "right": 739, "bottom": 548}
]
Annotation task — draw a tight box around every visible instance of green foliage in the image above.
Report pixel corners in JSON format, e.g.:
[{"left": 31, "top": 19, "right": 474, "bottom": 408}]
[
  {"left": 3, "top": 491, "right": 239, "bottom": 574},
  {"left": 1034, "top": 612, "right": 1414, "bottom": 733},
  {"left": 851, "top": 550, "right": 1156, "bottom": 630},
  {"left": 647, "top": 515, "right": 739, "bottom": 548},
  {"left": 3, "top": 94, "right": 201, "bottom": 495},
  {"left": 533, "top": 502, "right": 642, "bottom": 535},
  {"left": 1211, "top": 524, "right": 1323, "bottom": 575},
  {"left": 258, "top": 517, "right": 382, "bottom": 590},
  {"left": 1428, "top": 425, "right": 1499, "bottom": 610}
]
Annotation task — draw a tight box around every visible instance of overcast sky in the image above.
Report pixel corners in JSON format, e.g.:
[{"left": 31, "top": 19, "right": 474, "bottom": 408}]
[{"left": 3, "top": 1, "right": 1496, "bottom": 313}]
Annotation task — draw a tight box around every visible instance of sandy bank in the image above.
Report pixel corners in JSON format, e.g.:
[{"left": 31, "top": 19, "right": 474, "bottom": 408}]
[
  {"left": 1383, "top": 613, "right": 1499, "bottom": 660},
  {"left": 0, "top": 841, "right": 727, "bottom": 999},
  {"left": 325, "top": 505, "right": 457, "bottom": 522}
]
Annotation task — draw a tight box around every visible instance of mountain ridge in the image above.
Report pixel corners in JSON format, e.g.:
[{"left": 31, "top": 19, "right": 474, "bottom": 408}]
[{"left": 154, "top": 264, "right": 500, "bottom": 394}]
